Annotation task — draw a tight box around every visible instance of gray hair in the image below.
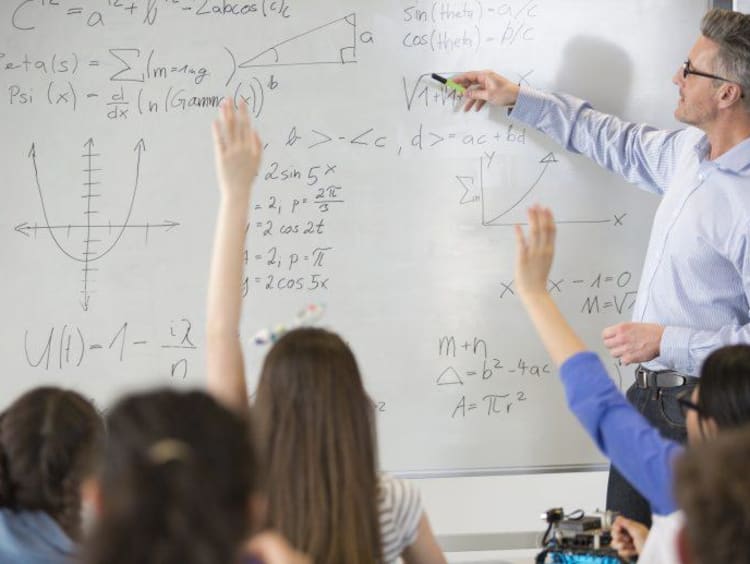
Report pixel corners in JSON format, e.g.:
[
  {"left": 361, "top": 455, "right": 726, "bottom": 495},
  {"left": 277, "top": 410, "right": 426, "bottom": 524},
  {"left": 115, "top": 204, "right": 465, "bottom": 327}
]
[{"left": 701, "top": 8, "right": 750, "bottom": 110}]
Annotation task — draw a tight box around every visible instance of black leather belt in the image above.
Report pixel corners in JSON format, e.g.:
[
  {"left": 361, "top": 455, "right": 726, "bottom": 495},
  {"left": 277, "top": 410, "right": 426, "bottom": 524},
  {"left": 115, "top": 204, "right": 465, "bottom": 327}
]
[{"left": 634, "top": 365, "right": 699, "bottom": 389}]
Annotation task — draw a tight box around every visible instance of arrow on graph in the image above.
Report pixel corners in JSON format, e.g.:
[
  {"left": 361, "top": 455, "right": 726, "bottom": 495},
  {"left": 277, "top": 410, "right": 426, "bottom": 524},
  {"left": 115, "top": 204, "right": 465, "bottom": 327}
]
[{"left": 14, "top": 220, "right": 181, "bottom": 237}]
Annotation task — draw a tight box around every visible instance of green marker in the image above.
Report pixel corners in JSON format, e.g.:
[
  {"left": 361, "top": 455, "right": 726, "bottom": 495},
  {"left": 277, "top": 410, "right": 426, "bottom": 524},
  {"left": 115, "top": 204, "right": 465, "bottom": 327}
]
[{"left": 431, "top": 73, "right": 466, "bottom": 95}]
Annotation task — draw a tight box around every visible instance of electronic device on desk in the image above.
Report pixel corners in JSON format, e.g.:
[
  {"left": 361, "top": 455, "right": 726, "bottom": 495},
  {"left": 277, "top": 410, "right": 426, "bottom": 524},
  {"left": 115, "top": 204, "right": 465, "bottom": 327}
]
[{"left": 535, "top": 507, "right": 626, "bottom": 564}]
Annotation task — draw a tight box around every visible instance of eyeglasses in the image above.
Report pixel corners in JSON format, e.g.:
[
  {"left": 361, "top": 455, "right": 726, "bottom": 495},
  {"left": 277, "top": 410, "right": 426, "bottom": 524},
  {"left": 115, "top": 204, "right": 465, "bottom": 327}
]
[
  {"left": 681, "top": 60, "right": 744, "bottom": 99},
  {"left": 682, "top": 59, "right": 735, "bottom": 83},
  {"left": 677, "top": 390, "right": 704, "bottom": 418}
]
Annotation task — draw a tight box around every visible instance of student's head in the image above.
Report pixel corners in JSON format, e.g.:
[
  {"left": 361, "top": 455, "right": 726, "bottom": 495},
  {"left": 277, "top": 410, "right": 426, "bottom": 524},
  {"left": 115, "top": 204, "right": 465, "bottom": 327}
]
[
  {"left": 82, "top": 389, "right": 261, "bottom": 564},
  {"left": 255, "top": 328, "right": 381, "bottom": 564},
  {"left": 0, "top": 387, "right": 104, "bottom": 540},
  {"left": 674, "top": 424, "right": 750, "bottom": 564},
  {"left": 685, "top": 344, "right": 750, "bottom": 444},
  {"left": 673, "top": 9, "right": 750, "bottom": 125}
]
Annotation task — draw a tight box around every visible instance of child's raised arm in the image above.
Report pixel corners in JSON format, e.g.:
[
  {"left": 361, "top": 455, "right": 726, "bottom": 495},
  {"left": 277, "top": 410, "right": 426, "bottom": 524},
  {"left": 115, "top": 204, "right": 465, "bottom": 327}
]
[
  {"left": 206, "top": 100, "right": 262, "bottom": 414},
  {"left": 514, "top": 205, "right": 586, "bottom": 365}
]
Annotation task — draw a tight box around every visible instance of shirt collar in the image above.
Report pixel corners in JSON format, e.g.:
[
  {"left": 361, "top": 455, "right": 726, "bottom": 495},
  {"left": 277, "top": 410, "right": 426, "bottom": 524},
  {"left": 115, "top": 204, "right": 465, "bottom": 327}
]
[{"left": 694, "top": 134, "right": 750, "bottom": 173}]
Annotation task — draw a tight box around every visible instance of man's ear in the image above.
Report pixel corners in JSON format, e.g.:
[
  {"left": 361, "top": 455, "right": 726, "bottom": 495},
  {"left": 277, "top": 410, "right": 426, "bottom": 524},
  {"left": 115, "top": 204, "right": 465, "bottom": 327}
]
[
  {"left": 718, "top": 82, "right": 743, "bottom": 108},
  {"left": 80, "top": 477, "right": 103, "bottom": 516},
  {"left": 676, "top": 525, "right": 693, "bottom": 564}
]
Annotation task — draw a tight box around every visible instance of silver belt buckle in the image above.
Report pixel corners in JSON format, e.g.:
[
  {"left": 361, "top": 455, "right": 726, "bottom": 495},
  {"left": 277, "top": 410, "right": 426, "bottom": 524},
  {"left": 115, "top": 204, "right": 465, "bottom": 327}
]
[{"left": 635, "top": 365, "right": 651, "bottom": 388}]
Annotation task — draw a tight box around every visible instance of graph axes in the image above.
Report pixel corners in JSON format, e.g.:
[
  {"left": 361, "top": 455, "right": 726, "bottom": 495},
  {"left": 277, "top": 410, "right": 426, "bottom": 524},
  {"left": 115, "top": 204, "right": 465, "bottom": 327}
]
[
  {"left": 15, "top": 221, "right": 180, "bottom": 236},
  {"left": 476, "top": 153, "right": 616, "bottom": 226}
]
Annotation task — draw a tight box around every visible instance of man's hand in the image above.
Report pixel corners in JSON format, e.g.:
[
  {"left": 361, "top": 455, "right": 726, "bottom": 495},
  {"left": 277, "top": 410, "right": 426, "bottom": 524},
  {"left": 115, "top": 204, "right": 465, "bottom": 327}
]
[
  {"left": 602, "top": 322, "right": 664, "bottom": 365},
  {"left": 451, "top": 70, "right": 520, "bottom": 112},
  {"left": 610, "top": 516, "right": 649, "bottom": 559}
]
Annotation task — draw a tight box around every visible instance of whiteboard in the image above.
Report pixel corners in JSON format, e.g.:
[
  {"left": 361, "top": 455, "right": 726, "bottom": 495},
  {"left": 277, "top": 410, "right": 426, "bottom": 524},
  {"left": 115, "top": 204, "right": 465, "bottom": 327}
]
[{"left": 0, "top": 0, "right": 709, "bottom": 476}]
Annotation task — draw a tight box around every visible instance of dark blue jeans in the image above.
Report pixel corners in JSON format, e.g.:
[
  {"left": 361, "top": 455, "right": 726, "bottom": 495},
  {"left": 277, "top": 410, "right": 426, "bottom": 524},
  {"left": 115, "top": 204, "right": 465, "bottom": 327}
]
[{"left": 605, "top": 380, "right": 692, "bottom": 528}]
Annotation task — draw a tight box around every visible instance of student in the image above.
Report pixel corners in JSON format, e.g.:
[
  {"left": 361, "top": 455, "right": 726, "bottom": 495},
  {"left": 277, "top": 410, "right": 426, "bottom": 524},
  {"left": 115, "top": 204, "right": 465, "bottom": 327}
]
[
  {"left": 80, "top": 388, "right": 309, "bottom": 564},
  {"left": 673, "top": 424, "right": 750, "bottom": 564},
  {"left": 513, "top": 206, "right": 750, "bottom": 563},
  {"left": 455, "top": 8, "right": 750, "bottom": 524},
  {"left": 205, "top": 101, "right": 446, "bottom": 564},
  {"left": 0, "top": 387, "right": 104, "bottom": 564}
]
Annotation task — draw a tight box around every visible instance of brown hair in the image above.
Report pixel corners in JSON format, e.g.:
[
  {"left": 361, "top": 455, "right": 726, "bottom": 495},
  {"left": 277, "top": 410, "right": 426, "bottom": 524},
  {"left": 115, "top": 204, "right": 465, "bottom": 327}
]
[
  {"left": 82, "top": 389, "right": 261, "bottom": 564},
  {"left": 0, "top": 387, "right": 104, "bottom": 540},
  {"left": 675, "top": 424, "right": 750, "bottom": 564},
  {"left": 255, "top": 328, "right": 382, "bottom": 564}
]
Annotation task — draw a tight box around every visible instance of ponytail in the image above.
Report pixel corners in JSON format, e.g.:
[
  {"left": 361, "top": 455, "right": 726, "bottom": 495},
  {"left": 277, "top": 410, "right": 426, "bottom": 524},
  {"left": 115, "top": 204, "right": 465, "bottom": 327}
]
[{"left": 82, "top": 390, "right": 260, "bottom": 564}]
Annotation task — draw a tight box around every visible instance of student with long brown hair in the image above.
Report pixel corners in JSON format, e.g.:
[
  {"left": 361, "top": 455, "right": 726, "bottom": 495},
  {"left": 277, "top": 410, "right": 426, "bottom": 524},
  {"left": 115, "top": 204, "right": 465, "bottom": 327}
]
[
  {"left": 0, "top": 387, "right": 104, "bottom": 564},
  {"left": 206, "top": 101, "right": 446, "bottom": 564}
]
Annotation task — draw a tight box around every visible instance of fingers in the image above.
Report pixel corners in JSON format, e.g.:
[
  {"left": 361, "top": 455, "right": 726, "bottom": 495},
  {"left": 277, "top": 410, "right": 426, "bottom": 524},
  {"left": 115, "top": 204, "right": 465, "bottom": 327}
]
[
  {"left": 215, "top": 99, "right": 260, "bottom": 152},
  {"left": 523, "top": 205, "right": 555, "bottom": 251},
  {"left": 451, "top": 70, "right": 488, "bottom": 88},
  {"left": 602, "top": 324, "right": 619, "bottom": 340},
  {"left": 455, "top": 71, "right": 491, "bottom": 112},
  {"left": 602, "top": 324, "right": 626, "bottom": 351},
  {"left": 237, "top": 99, "right": 250, "bottom": 143},
  {"left": 528, "top": 206, "right": 541, "bottom": 249},
  {"left": 463, "top": 89, "right": 489, "bottom": 112},
  {"left": 539, "top": 208, "right": 556, "bottom": 249},
  {"left": 221, "top": 97, "right": 236, "bottom": 144},
  {"left": 602, "top": 324, "right": 637, "bottom": 364},
  {"left": 514, "top": 223, "right": 527, "bottom": 258}
]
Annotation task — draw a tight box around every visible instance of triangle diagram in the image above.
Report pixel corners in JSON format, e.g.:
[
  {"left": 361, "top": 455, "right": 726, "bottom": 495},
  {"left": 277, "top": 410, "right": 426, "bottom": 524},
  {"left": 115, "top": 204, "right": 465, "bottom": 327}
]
[{"left": 239, "top": 14, "right": 357, "bottom": 68}]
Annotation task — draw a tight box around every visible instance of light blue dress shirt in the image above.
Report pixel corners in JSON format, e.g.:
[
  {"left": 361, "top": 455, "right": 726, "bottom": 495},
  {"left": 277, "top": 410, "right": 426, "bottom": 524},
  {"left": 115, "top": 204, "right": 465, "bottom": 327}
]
[
  {"left": 561, "top": 351, "right": 681, "bottom": 515},
  {"left": 510, "top": 87, "right": 750, "bottom": 376}
]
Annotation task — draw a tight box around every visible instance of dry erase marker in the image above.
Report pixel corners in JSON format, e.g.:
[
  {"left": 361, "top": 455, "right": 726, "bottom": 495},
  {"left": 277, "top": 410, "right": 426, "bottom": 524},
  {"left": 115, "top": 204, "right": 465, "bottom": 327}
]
[{"left": 431, "top": 73, "right": 466, "bottom": 95}]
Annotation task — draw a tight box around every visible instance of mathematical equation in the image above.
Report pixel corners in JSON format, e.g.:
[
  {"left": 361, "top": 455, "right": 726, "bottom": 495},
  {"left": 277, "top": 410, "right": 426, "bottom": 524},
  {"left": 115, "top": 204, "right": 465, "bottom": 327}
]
[
  {"left": 497, "top": 271, "right": 638, "bottom": 315},
  {"left": 450, "top": 391, "right": 528, "bottom": 419},
  {"left": 24, "top": 319, "right": 197, "bottom": 379},
  {"left": 2, "top": 48, "right": 276, "bottom": 120},
  {"left": 401, "top": 0, "right": 540, "bottom": 53},
  {"left": 435, "top": 334, "right": 549, "bottom": 419},
  {"left": 243, "top": 157, "right": 342, "bottom": 294},
  {"left": 11, "top": 0, "right": 293, "bottom": 31}
]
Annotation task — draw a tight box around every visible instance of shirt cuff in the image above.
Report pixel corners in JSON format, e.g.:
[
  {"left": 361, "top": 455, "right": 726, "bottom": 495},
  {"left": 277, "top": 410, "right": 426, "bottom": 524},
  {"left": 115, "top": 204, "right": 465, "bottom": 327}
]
[
  {"left": 659, "top": 326, "right": 694, "bottom": 375},
  {"left": 508, "top": 86, "right": 549, "bottom": 126}
]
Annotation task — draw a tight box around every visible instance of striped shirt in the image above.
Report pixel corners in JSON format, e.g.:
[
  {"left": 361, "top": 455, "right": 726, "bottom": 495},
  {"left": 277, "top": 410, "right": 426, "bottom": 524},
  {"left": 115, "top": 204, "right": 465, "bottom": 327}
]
[
  {"left": 378, "top": 473, "right": 423, "bottom": 563},
  {"left": 509, "top": 87, "right": 750, "bottom": 375}
]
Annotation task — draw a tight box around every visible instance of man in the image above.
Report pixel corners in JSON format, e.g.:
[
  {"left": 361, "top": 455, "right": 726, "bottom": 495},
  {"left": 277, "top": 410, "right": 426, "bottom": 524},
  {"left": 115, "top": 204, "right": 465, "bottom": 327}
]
[{"left": 454, "top": 9, "right": 750, "bottom": 524}]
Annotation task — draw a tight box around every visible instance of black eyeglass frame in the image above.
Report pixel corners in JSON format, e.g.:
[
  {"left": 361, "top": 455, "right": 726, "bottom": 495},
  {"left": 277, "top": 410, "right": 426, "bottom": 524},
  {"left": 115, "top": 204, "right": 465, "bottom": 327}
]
[{"left": 682, "top": 60, "right": 744, "bottom": 98}]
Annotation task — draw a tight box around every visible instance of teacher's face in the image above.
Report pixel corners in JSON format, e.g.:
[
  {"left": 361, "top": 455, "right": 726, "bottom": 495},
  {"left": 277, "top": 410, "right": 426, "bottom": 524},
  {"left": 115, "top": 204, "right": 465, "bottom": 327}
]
[{"left": 672, "top": 36, "right": 723, "bottom": 129}]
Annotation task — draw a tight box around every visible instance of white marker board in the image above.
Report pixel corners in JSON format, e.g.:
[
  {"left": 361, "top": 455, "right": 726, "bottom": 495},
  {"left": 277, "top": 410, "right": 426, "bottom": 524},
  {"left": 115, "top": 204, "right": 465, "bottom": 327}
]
[{"left": 0, "top": 0, "right": 709, "bottom": 475}]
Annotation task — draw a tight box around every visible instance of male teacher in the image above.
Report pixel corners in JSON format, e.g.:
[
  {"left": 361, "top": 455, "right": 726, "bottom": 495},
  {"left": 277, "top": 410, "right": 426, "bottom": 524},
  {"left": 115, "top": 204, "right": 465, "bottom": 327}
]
[{"left": 454, "top": 8, "right": 750, "bottom": 525}]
